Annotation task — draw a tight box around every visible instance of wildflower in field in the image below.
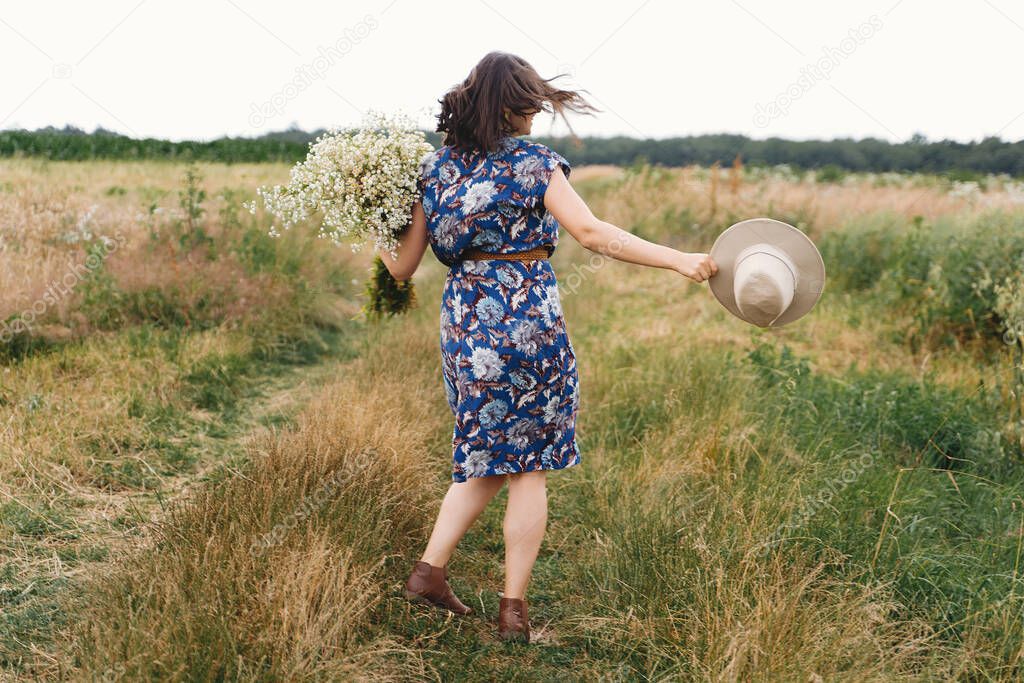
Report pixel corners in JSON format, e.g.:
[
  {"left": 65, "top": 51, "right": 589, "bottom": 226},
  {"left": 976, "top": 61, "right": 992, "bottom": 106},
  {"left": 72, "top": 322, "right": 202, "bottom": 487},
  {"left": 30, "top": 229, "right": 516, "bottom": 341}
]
[
  {"left": 994, "top": 272, "right": 1024, "bottom": 345},
  {"left": 949, "top": 180, "right": 981, "bottom": 203}
]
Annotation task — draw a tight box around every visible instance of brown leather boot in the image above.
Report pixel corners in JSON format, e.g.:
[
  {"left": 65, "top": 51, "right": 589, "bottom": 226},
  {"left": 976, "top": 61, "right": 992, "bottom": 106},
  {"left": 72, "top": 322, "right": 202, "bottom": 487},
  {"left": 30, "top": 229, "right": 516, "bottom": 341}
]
[
  {"left": 402, "top": 560, "right": 472, "bottom": 615},
  {"left": 498, "top": 597, "right": 530, "bottom": 643}
]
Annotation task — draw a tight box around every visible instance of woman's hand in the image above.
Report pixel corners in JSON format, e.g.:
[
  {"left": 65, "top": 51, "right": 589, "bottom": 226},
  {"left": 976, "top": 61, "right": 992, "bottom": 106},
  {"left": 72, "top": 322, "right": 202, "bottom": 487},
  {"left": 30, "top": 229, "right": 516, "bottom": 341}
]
[{"left": 673, "top": 252, "right": 718, "bottom": 283}]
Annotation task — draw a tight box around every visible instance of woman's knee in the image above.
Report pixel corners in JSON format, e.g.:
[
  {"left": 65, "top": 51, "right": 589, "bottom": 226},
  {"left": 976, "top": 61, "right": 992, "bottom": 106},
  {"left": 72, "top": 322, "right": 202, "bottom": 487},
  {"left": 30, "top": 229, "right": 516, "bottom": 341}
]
[{"left": 507, "top": 469, "right": 547, "bottom": 490}]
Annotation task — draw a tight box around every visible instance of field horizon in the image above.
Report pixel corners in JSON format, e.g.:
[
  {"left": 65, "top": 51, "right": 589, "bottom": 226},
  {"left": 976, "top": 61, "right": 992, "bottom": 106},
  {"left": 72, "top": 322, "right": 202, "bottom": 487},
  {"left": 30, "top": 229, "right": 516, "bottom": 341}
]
[{"left": 4, "top": 126, "right": 1024, "bottom": 178}]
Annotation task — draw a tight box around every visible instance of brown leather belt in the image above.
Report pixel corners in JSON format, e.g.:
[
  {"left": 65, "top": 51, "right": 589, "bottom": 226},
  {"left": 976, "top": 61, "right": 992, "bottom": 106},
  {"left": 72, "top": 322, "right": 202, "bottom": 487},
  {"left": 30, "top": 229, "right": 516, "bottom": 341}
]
[{"left": 461, "top": 245, "right": 552, "bottom": 262}]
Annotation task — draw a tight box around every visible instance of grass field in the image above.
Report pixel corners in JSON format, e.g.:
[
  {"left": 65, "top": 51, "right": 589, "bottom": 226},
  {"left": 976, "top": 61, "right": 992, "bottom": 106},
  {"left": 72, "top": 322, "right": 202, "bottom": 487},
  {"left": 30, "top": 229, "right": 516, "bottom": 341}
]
[{"left": 2, "top": 159, "right": 1023, "bottom": 680}]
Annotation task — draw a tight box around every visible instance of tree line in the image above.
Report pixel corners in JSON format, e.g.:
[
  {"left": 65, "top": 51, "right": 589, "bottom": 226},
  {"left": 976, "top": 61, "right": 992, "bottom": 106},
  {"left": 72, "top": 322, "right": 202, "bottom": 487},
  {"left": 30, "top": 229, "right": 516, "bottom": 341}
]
[{"left": 1, "top": 126, "right": 1021, "bottom": 176}]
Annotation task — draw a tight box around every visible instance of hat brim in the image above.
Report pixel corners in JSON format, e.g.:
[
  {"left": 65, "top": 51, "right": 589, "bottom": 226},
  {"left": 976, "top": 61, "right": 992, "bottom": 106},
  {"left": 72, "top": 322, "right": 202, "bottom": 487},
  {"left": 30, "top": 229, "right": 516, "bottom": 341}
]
[{"left": 708, "top": 218, "right": 826, "bottom": 327}]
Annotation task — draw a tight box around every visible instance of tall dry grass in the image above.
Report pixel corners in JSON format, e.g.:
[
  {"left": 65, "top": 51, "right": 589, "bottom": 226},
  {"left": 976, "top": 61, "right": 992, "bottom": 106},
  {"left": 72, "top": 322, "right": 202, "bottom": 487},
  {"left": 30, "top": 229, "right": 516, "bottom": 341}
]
[
  {"left": 581, "top": 164, "right": 1024, "bottom": 247},
  {"left": 3, "top": 160, "right": 1023, "bottom": 680},
  {"left": 69, "top": 327, "right": 450, "bottom": 681},
  {"left": 0, "top": 160, "right": 361, "bottom": 676},
  {"left": 0, "top": 160, "right": 292, "bottom": 322},
  {"left": 68, "top": 229, "right": 1022, "bottom": 679}
]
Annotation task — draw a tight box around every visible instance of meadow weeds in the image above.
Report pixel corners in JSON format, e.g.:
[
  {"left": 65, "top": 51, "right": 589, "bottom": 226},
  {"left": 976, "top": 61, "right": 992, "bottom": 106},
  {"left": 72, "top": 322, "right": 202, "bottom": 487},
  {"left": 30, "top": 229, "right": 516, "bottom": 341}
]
[
  {"left": 2, "top": 160, "right": 1024, "bottom": 679},
  {"left": 0, "top": 162, "right": 356, "bottom": 486},
  {"left": 818, "top": 211, "right": 1024, "bottom": 350},
  {"left": 71, "top": 342, "right": 446, "bottom": 680},
  {"left": 0, "top": 160, "right": 362, "bottom": 676}
]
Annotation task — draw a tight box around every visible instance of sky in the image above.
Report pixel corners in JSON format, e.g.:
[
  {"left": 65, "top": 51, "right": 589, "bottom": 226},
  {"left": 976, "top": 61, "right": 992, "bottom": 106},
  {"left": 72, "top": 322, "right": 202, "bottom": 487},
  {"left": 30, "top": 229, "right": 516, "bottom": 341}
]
[{"left": 1, "top": 0, "right": 1022, "bottom": 143}]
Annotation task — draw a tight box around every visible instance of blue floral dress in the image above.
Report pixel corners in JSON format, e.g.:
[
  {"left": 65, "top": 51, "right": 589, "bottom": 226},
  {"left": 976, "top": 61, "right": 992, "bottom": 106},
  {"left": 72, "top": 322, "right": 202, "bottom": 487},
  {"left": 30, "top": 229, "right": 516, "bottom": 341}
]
[{"left": 418, "top": 136, "right": 582, "bottom": 482}]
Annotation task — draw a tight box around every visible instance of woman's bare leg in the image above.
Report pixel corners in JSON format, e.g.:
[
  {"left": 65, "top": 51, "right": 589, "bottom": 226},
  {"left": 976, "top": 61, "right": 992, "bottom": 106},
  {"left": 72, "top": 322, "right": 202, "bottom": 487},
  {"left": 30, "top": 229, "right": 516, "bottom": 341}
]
[
  {"left": 503, "top": 470, "right": 548, "bottom": 600},
  {"left": 420, "top": 474, "right": 507, "bottom": 567}
]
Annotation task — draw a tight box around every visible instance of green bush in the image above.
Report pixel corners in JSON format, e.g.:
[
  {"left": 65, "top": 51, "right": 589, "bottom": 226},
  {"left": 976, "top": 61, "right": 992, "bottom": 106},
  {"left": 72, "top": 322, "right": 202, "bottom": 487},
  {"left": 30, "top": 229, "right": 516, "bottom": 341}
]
[
  {"left": 819, "top": 211, "right": 1024, "bottom": 348},
  {"left": 815, "top": 164, "right": 845, "bottom": 183}
]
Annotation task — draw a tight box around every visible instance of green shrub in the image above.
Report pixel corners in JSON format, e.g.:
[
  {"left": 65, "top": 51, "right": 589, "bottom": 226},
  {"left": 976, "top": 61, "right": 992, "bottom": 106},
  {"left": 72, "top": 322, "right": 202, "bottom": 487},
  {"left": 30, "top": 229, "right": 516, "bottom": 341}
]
[
  {"left": 815, "top": 164, "right": 845, "bottom": 183},
  {"left": 820, "top": 211, "right": 1024, "bottom": 349}
]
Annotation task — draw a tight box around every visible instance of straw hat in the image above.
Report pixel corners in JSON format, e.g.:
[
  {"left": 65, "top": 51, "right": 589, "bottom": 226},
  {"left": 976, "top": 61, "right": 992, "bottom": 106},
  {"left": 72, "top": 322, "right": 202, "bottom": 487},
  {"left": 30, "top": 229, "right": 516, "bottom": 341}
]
[{"left": 708, "top": 218, "right": 825, "bottom": 327}]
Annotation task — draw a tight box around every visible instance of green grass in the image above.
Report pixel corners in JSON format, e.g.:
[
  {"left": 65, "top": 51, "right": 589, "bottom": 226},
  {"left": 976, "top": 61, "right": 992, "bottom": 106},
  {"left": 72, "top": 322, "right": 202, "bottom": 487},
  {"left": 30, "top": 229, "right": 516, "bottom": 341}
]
[
  {"left": 3, "top": 162, "right": 1023, "bottom": 680},
  {"left": 818, "top": 211, "right": 1024, "bottom": 350},
  {"left": 63, "top": 240, "right": 1024, "bottom": 680}
]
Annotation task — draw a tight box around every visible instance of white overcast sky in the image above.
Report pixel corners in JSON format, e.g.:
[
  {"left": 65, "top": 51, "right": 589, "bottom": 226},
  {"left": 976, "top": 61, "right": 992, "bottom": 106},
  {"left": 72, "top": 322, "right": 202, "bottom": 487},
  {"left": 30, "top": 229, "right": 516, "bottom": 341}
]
[{"left": 1, "top": 0, "right": 1021, "bottom": 143}]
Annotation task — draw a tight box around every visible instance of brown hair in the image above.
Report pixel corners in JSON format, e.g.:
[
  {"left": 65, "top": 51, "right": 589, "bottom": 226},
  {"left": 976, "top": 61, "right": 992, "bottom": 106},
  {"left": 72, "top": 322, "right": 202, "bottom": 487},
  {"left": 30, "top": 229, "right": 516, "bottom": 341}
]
[{"left": 436, "top": 51, "right": 597, "bottom": 153}]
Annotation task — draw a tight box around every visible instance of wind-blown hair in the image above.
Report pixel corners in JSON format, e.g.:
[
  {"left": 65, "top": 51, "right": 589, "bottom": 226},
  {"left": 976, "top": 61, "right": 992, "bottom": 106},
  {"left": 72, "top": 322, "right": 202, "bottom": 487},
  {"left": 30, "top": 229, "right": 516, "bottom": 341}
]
[{"left": 436, "top": 51, "right": 596, "bottom": 153}]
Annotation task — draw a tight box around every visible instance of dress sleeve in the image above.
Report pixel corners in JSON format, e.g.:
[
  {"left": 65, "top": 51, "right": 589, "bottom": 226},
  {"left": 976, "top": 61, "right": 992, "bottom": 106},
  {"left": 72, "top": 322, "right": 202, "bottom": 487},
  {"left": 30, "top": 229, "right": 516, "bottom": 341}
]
[
  {"left": 518, "top": 144, "right": 571, "bottom": 209},
  {"left": 417, "top": 149, "right": 438, "bottom": 198},
  {"left": 543, "top": 146, "right": 571, "bottom": 182}
]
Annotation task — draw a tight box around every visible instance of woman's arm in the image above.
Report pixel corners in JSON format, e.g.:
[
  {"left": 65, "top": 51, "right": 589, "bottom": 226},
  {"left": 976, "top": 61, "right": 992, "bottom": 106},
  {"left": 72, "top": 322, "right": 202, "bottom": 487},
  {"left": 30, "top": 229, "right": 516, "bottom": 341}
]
[
  {"left": 378, "top": 201, "right": 429, "bottom": 281},
  {"left": 543, "top": 168, "right": 718, "bottom": 282}
]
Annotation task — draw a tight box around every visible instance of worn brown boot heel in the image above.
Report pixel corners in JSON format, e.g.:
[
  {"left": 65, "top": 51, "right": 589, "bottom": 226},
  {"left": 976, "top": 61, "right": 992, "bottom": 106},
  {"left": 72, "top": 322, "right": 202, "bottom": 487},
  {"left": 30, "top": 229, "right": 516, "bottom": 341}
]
[
  {"left": 498, "top": 597, "right": 530, "bottom": 643},
  {"left": 402, "top": 560, "right": 472, "bottom": 615}
]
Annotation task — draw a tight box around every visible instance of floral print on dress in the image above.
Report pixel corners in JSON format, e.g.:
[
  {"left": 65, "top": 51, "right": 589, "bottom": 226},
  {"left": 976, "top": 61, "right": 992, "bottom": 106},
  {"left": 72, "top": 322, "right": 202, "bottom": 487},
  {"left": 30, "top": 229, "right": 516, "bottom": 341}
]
[{"left": 419, "top": 136, "right": 581, "bottom": 482}]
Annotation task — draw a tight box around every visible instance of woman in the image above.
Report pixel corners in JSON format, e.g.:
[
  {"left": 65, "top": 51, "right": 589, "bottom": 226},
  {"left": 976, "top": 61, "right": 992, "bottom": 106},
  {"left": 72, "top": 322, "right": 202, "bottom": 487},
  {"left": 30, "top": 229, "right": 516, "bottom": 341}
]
[{"left": 379, "top": 51, "right": 717, "bottom": 643}]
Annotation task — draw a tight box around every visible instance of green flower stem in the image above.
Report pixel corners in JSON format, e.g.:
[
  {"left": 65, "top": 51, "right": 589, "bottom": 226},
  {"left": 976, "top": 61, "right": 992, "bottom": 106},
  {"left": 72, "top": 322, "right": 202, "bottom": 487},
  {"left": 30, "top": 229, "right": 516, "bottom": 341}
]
[{"left": 363, "top": 254, "right": 416, "bottom": 318}]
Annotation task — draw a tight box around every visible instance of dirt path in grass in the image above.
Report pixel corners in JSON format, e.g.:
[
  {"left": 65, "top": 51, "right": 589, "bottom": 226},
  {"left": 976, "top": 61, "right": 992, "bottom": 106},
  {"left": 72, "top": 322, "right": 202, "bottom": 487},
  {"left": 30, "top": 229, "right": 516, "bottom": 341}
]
[{"left": 2, "top": 347, "right": 365, "bottom": 680}]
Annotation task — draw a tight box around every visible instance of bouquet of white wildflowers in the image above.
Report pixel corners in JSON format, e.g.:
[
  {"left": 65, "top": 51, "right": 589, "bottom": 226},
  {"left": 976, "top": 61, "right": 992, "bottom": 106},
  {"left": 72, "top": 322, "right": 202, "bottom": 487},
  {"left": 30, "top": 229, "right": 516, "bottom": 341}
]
[{"left": 248, "top": 111, "right": 434, "bottom": 316}]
